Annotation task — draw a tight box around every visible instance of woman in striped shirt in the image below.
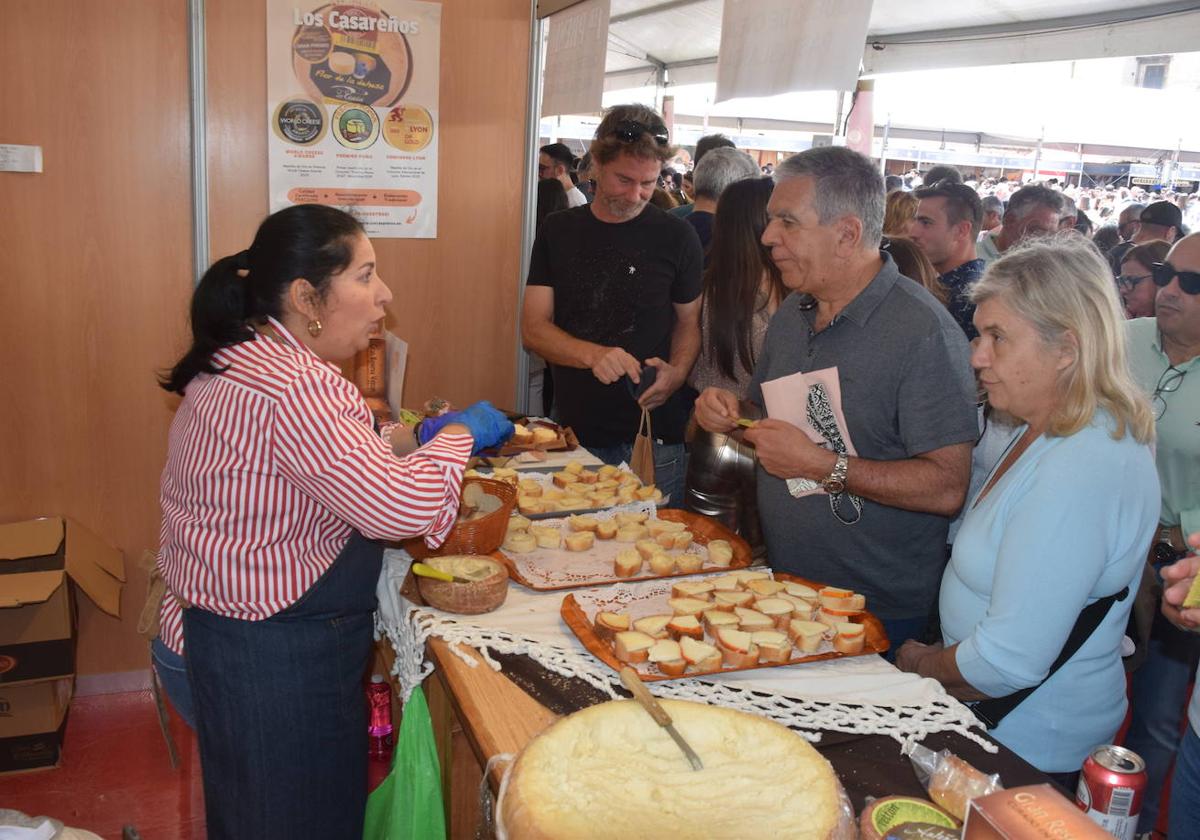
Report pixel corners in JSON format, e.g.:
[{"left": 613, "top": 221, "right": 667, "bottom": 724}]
[{"left": 153, "top": 205, "right": 511, "bottom": 839}]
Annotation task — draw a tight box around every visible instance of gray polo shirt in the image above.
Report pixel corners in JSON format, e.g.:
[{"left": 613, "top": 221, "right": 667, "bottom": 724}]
[{"left": 749, "top": 254, "right": 977, "bottom": 619}]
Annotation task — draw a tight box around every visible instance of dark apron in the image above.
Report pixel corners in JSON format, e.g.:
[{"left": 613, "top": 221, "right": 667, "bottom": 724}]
[{"left": 183, "top": 531, "right": 384, "bottom": 840}]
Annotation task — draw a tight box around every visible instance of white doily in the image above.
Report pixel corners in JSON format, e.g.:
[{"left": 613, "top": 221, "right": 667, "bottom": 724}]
[{"left": 375, "top": 551, "right": 997, "bottom": 754}]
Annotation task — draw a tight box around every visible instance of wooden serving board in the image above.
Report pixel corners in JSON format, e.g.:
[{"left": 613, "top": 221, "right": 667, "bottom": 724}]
[
  {"left": 496, "top": 509, "right": 752, "bottom": 591},
  {"left": 560, "top": 572, "right": 889, "bottom": 682}
]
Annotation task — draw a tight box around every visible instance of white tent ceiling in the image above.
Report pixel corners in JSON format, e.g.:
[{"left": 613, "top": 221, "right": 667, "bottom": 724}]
[{"left": 596, "top": 0, "right": 1200, "bottom": 85}]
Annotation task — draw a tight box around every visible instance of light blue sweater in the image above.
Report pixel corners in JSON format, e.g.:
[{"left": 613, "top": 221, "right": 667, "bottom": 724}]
[{"left": 940, "top": 412, "right": 1159, "bottom": 772}]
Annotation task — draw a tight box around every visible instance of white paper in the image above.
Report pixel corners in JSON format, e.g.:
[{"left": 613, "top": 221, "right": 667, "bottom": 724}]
[
  {"left": 715, "top": 0, "right": 874, "bottom": 102},
  {"left": 0, "top": 144, "right": 43, "bottom": 173},
  {"left": 541, "top": 0, "right": 610, "bottom": 118},
  {"left": 384, "top": 329, "right": 409, "bottom": 418},
  {"left": 759, "top": 366, "right": 858, "bottom": 499}
]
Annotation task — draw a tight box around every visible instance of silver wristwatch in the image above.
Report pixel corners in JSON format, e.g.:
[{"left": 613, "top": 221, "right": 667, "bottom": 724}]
[{"left": 820, "top": 453, "right": 849, "bottom": 495}]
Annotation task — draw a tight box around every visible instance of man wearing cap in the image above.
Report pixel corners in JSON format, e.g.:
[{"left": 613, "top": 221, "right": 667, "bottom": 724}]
[
  {"left": 539, "top": 143, "right": 587, "bottom": 208},
  {"left": 523, "top": 104, "right": 703, "bottom": 505},
  {"left": 1134, "top": 200, "right": 1184, "bottom": 245},
  {"left": 909, "top": 180, "right": 986, "bottom": 339},
  {"left": 975, "top": 184, "right": 1063, "bottom": 265}
]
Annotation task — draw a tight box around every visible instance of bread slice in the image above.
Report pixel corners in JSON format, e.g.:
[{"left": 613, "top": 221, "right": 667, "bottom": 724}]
[
  {"left": 734, "top": 607, "right": 774, "bottom": 632},
  {"left": 518, "top": 479, "right": 542, "bottom": 496},
  {"left": 613, "top": 631, "right": 655, "bottom": 664},
  {"left": 713, "top": 590, "right": 754, "bottom": 610},
  {"left": 647, "top": 554, "right": 675, "bottom": 576},
  {"left": 597, "top": 464, "right": 620, "bottom": 480},
  {"left": 675, "top": 553, "right": 704, "bottom": 574},
  {"left": 614, "top": 548, "right": 642, "bottom": 578},
  {"left": 507, "top": 514, "right": 533, "bottom": 533},
  {"left": 679, "top": 636, "right": 721, "bottom": 671},
  {"left": 595, "top": 520, "right": 618, "bottom": 540},
  {"left": 779, "top": 593, "right": 817, "bottom": 618},
  {"left": 818, "top": 587, "right": 858, "bottom": 609},
  {"left": 754, "top": 598, "right": 795, "bottom": 630},
  {"left": 752, "top": 630, "right": 792, "bottom": 664},
  {"left": 568, "top": 515, "right": 599, "bottom": 532},
  {"left": 783, "top": 582, "right": 819, "bottom": 601},
  {"left": 667, "top": 597, "right": 710, "bottom": 617},
  {"left": 552, "top": 472, "right": 576, "bottom": 489},
  {"left": 666, "top": 614, "right": 704, "bottom": 641},
  {"left": 648, "top": 639, "right": 686, "bottom": 677},
  {"left": 715, "top": 627, "right": 760, "bottom": 668},
  {"left": 593, "top": 611, "right": 629, "bottom": 642},
  {"left": 833, "top": 622, "right": 866, "bottom": 654},
  {"left": 669, "top": 531, "right": 692, "bottom": 551},
  {"left": 614, "top": 511, "right": 648, "bottom": 527},
  {"left": 615, "top": 524, "right": 649, "bottom": 543},
  {"left": 575, "top": 469, "right": 599, "bottom": 485},
  {"left": 633, "top": 614, "right": 673, "bottom": 640},
  {"left": 733, "top": 570, "right": 771, "bottom": 585},
  {"left": 746, "top": 579, "right": 787, "bottom": 597},
  {"left": 711, "top": 574, "right": 743, "bottom": 592},
  {"left": 702, "top": 609, "right": 740, "bottom": 633},
  {"left": 636, "top": 539, "right": 663, "bottom": 560},
  {"left": 706, "top": 539, "right": 734, "bottom": 567},
  {"left": 671, "top": 580, "right": 715, "bottom": 600},
  {"left": 502, "top": 531, "right": 536, "bottom": 553},
  {"left": 654, "top": 531, "right": 677, "bottom": 550},
  {"left": 517, "top": 497, "right": 546, "bottom": 515},
  {"left": 789, "top": 619, "right": 831, "bottom": 653},
  {"left": 563, "top": 460, "right": 584, "bottom": 475},
  {"left": 564, "top": 532, "right": 595, "bottom": 552},
  {"left": 634, "top": 485, "right": 657, "bottom": 500},
  {"left": 534, "top": 529, "right": 562, "bottom": 550},
  {"left": 558, "top": 496, "right": 588, "bottom": 511}
]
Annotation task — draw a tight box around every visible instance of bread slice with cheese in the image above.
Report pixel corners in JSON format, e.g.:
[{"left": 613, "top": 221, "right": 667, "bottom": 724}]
[
  {"left": 715, "top": 627, "right": 760, "bottom": 669},
  {"left": 833, "top": 622, "right": 866, "bottom": 654},
  {"left": 593, "top": 611, "right": 629, "bottom": 642},
  {"left": 752, "top": 630, "right": 792, "bottom": 664},
  {"left": 648, "top": 639, "right": 686, "bottom": 677},
  {"left": 702, "top": 609, "right": 740, "bottom": 633},
  {"left": 754, "top": 598, "right": 795, "bottom": 630},
  {"left": 679, "top": 636, "right": 721, "bottom": 671},
  {"left": 666, "top": 614, "right": 704, "bottom": 641},
  {"left": 789, "top": 620, "right": 830, "bottom": 653},
  {"left": 667, "top": 597, "right": 710, "bottom": 617},
  {"left": 633, "top": 614, "right": 673, "bottom": 640},
  {"left": 614, "top": 631, "right": 655, "bottom": 664},
  {"left": 734, "top": 607, "right": 774, "bottom": 632},
  {"left": 671, "top": 580, "right": 715, "bottom": 600}
]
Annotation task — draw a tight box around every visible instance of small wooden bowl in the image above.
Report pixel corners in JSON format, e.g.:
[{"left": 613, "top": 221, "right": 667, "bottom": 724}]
[{"left": 416, "top": 555, "right": 509, "bottom": 614}]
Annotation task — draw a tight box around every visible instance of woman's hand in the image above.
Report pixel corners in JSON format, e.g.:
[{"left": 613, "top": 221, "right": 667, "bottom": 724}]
[{"left": 695, "top": 387, "right": 739, "bottom": 433}]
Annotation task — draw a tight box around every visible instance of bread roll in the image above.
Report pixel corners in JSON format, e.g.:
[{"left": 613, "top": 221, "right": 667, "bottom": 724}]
[
  {"left": 534, "top": 529, "right": 562, "bottom": 550},
  {"left": 707, "top": 539, "right": 734, "bottom": 567},
  {"left": 614, "top": 548, "right": 642, "bottom": 578},
  {"left": 502, "top": 531, "right": 536, "bottom": 553},
  {"left": 636, "top": 539, "right": 663, "bottom": 560},
  {"left": 614, "top": 511, "right": 648, "bottom": 527},
  {"left": 564, "top": 532, "right": 595, "bottom": 552},
  {"left": 595, "top": 520, "right": 618, "bottom": 540},
  {"left": 615, "top": 524, "right": 649, "bottom": 543},
  {"left": 648, "top": 554, "right": 676, "bottom": 576},
  {"left": 671, "top": 531, "right": 693, "bottom": 550},
  {"left": 675, "top": 553, "right": 703, "bottom": 574},
  {"left": 568, "top": 515, "right": 599, "bottom": 532}
]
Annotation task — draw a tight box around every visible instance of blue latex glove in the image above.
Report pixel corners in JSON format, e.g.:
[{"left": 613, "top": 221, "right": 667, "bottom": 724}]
[{"left": 416, "top": 401, "right": 514, "bottom": 455}]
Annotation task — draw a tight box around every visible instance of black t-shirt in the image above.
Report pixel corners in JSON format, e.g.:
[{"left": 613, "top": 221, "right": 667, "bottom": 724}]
[
  {"left": 686, "top": 210, "right": 714, "bottom": 253},
  {"left": 527, "top": 204, "right": 703, "bottom": 446}
]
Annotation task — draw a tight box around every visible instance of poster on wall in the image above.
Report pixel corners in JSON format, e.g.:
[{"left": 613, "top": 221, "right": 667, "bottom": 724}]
[{"left": 267, "top": 1, "right": 441, "bottom": 238}]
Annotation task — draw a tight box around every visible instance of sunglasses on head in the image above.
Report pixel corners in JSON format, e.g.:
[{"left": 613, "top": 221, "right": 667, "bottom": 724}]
[
  {"left": 1151, "top": 262, "right": 1200, "bottom": 295},
  {"left": 608, "top": 120, "right": 670, "bottom": 147}
]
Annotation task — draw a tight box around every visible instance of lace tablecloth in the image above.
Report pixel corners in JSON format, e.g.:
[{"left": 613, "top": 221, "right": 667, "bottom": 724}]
[{"left": 375, "top": 548, "right": 997, "bottom": 752}]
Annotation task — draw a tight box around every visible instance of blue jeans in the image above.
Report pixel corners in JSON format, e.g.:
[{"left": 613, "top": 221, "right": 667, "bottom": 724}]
[
  {"left": 1124, "top": 615, "right": 1200, "bottom": 832},
  {"left": 183, "top": 531, "right": 382, "bottom": 840},
  {"left": 151, "top": 636, "right": 195, "bottom": 729},
  {"left": 588, "top": 441, "right": 688, "bottom": 509},
  {"left": 1169, "top": 724, "right": 1200, "bottom": 838}
]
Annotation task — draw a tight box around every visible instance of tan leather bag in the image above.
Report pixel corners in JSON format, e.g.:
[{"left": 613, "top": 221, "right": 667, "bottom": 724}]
[{"left": 630, "top": 407, "right": 655, "bottom": 486}]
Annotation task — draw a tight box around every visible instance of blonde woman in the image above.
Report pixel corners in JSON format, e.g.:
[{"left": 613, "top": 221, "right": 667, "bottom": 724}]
[
  {"left": 883, "top": 189, "right": 918, "bottom": 237},
  {"left": 897, "top": 236, "right": 1159, "bottom": 784}
]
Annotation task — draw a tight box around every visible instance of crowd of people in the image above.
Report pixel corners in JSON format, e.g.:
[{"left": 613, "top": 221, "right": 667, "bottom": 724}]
[{"left": 527, "top": 103, "right": 1199, "bottom": 836}]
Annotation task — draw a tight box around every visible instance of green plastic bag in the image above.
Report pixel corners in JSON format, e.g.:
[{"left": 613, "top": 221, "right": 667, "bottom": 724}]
[{"left": 363, "top": 685, "right": 447, "bottom": 840}]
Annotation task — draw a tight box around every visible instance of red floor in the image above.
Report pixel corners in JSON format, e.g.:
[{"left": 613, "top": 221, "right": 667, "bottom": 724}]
[{"left": 0, "top": 690, "right": 395, "bottom": 839}]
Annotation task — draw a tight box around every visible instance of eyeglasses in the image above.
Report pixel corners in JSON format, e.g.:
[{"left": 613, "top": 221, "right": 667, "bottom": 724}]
[
  {"left": 1152, "top": 364, "right": 1186, "bottom": 419},
  {"left": 1152, "top": 262, "right": 1200, "bottom": 295},
  {"left": 1116, "top": 273, "right": 1152, "bottom": 292},
  {"left": 608, "top": 120, "right": 670, "bottom": 147}
]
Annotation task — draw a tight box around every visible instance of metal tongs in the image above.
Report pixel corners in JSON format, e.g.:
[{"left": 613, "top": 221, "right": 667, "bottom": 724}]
[{"left": 619, "top": 666, "right": 704, "bottom": 771}]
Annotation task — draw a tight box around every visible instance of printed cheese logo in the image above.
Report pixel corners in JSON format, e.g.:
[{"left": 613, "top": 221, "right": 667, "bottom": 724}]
[{"left": 291, "top": 3, "right": 414, "bottom": 107}]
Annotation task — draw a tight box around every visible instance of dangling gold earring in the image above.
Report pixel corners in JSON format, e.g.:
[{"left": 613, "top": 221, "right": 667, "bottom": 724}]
[{"left": 307, "top": 319, "right": 323, "bottom": 338}]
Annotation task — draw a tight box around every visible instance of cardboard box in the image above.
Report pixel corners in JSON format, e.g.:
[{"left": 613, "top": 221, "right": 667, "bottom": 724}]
[
  {"left": 0, "top": 677, "right": 73, "bottom": 774},
  {"left": 0, "top": 517, "right": 125, "bottom": 684},
  {"left": 0, "top": 517, "right": 123, "bottom": 773},
  {"left": 963, "top": 784, "right": 1110, "bottom": 839}
]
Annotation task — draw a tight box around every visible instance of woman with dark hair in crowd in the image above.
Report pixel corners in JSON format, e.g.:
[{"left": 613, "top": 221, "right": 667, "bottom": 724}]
[
  {"left": 1117, "top": 239, "right": 1170, "bottom": 319},
  {"left": 684, "top": 176, "right": 786, "bottom": 548},
  {"left": 153, "top": 204, "right": 512, "bottom": 838},
  {"left": 883, "top": 235, "right": 949, "bottom": 308}
]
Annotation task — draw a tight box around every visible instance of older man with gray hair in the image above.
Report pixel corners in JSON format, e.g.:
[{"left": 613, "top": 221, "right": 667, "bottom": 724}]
[
  {"left": 695, "top": 146, "right": 978, "bottom": 649},
  {"left": 685, "top": 146, "right": 759, "bottom": 253}
]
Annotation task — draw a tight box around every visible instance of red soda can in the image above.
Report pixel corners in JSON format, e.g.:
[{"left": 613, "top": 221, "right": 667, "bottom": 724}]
[{"left": 1074, "top": 745, "right": 1146, "bottom": 840}]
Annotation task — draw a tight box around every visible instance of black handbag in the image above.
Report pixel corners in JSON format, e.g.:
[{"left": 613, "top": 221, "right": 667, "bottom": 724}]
[{"left": 970, "top": 586, "right": 1129, "bottom": 729}]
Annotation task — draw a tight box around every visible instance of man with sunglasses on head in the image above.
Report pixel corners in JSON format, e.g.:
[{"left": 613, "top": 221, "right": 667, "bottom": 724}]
[
  {"left": 909, "top": 180, "right": 986, "bottom": 339},
  {"left": 522, "top": 104, "right": 704, "bottom": 505},
  {"left": 1123, "top": 232, "right": 1200, "bottom": 838}
]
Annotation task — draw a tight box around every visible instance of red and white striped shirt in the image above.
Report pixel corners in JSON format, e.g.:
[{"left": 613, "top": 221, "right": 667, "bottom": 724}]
[{"left": 157, "top": 317, "right": 470, "bottom": 654}]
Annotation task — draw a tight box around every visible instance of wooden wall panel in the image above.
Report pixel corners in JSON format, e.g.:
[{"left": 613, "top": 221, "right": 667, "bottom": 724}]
[
  {"left": 207, "top": 0, "right": 531, "bottom": 410},
  {"left": 0, "top": 1, "right": 193, "bottom": 674}
]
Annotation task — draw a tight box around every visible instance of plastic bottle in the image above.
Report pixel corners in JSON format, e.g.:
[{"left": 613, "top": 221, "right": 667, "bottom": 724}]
[{"left": 367, "top": 674, "right": 394, "bottom": 760}]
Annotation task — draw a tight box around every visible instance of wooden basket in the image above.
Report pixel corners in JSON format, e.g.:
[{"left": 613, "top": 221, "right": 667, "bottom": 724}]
[{"left": 435, "top": 477, "right": 517, "bottom": 556}]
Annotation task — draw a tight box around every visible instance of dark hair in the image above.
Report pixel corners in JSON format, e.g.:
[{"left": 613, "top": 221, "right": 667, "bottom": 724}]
[
  {"left": 1091, "top": 224, "right": 1121, "bottom": 255},
  {"left": 884, "top": 174, "right": 904, "bottom": 193},
  {"left": 693, "top": 133, "right": 736, "bottom": 167},
  {"left": 913, "top": 180, "right": 984, "bottom": 238},
  {"left": 649, "top": 187, "right": 678, "bottom": 210},
  {"left": 883, "top": 236, "right": 948, "bottom": 306},
  {"left": 539, "top": 142, "right": 577, "bottom": 178},
  {"left": 536, "top": 178, "right": 569, "bottom": 231},
  {"left": 589, "top": 103, "right": 673, "bottom": 167},
  {"left": 702, "top": 177, "right": 785, "bottom": 380},
  {"left": 160, "top": 204, "right": 364, "bottom": 395},
  {"left": 922, "top": 165, "right": 962, "bottom": 185},
  {"left": 1122, "top": 239, "right": 1171, "bottom": 271}
]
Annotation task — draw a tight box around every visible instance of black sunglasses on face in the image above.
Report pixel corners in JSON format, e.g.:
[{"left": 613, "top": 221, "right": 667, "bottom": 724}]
[
  {"left": 609, "top": 120, "right": 670, "bottom": 147},
  {"left": 1152, "top": 262, "right": 1200, "bottom": 295}
]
